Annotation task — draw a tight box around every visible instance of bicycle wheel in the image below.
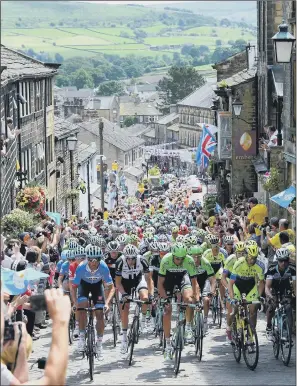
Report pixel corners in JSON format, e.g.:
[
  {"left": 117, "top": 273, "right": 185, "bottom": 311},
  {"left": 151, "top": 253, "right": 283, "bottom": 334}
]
[
  {"left": 212, "top": 296, "right": 217, "bottom": 325},
  {"left": 112, "top": 302, "right": 118, "bottom": 347},
  {"left": 195, "top": 312, "right": 203, "bottom": 361},
  {"left": 272, "top": 316, "right": 280, "bottom": 359},
  {"left": 280, "top": 315, "right": 292, "bottom": 366},
  {"left": 231, "top": 320, "right": 241, "bottom": 363},
  {"left": 217, "top": 295, "right": 223, "bottom": 328},
  {"left": 87, "top": 327, "right": 95, "bottom": 381},
  {"left": 173, "top": 328, "right": 183, "bottom": 376},
  {"left": 68, "top": 312, "right": 75, "bottom": 345},
  {"left": 154, "top": 308, "right": 160, "bottom": 338},
  {"left": 128, "top": 318, "right": 137, "bottom": 366},
  {"left": 242, "top": 323, "right": 259, "bottom": 371}
]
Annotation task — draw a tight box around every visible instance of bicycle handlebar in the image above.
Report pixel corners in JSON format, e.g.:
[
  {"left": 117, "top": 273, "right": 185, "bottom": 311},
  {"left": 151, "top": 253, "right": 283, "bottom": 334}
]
[{"left": 76, "top": 307, "right": 97, "bottom": 312}]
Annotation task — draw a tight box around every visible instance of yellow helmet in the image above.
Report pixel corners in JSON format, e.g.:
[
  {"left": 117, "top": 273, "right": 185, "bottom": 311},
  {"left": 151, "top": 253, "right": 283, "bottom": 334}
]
[
  {"left": 235, "top": 241, "right": 245, "bottom": 252},
  {"left": 245, "top": 243, "right": 259, "bottom": 257}
]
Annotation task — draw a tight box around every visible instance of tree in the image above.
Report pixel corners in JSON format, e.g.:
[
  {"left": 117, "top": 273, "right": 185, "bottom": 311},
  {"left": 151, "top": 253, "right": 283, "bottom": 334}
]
[
  {"left": 157, "top": 66, "right": 206, "bottom": 114},
  {"left": 55, "top": 53, "right": 64, "bottom": 63},
  {"left": 123, "top": 116, "right": 137, "bottom": 127},
  {"left": 220, "top": 18, "right": 231, "bottom": 27},
  {"left": 72, "top": 68, "right": 94, "bottom": 90},
  {"left": 232, "top": 39, "right": 247, "bottom": 50},
  {"left": 216, "top": 39, "right": 222, "bottom": 46},
  {"left": 97, "top": 80, "right": 125, "bottom": 96}
]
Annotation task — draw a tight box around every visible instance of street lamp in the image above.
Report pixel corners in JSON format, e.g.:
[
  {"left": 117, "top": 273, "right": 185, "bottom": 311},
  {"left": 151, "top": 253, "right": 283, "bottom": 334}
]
[
  {"left": 144, "top": 152, "right": 151, "bottom": 178},
  {"left": 272, "top": 20, "right": 296, "bottom": 63},
  {"left": 232, "top": 93, "right": 254, "bottom": 126},
  {"left": 67, "top": 135, "right": 78, "bottom": 215}
]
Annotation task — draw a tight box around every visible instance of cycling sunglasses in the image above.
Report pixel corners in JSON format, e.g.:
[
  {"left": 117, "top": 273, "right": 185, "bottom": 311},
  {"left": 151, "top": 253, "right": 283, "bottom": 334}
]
[
  {"left": 278, "top": 259, "right": 289, "bottom": 263},
  {"left": 192, "top": 254, "right": 202, "bottom": 258},
  {"left": 87, "top": 256, "right": 101, "bottom": 261},
  {"left": 126, "top": 256, "right": 137, "bottom": 260},
  {"left": 173, "top": 255, "right": 185, "bottom": 260}
]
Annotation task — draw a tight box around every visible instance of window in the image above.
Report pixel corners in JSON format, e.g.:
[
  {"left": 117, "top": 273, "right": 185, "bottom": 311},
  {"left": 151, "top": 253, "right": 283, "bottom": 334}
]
[
  {"left": 35, "top": 142, "right": 44, "bottom": 176},
  {"left": 46, "top": 135, "right": 53, "bottom": 163},
  {"left": 19, "top": 81, "right": 31, "bottom": 118},
  {"left": 21, "top": 148, "right": 32, "bottom": 182},
  {"left": 125, "top": 154, "right": 128, "bottom": 166},
  {"left": 45, "top": 78, "right": 53, "bottom": 107},
  {"left": 35, "top": 80, "right": 43, "bottom": 112}
]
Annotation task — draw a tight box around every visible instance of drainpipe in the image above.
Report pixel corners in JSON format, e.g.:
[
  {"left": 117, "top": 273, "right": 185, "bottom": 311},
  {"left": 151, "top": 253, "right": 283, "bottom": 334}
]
[
  {"left": 16, "top": 82, "right": 23, "bottom": 188},
  {"left": 44, "top": 78, "right": 48, "bottom": 210}
]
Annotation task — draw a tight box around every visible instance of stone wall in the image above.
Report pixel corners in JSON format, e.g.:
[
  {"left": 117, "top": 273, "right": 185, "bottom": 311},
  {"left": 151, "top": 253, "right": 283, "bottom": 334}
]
[
  {"left": 231, "top": 79, "right": 258, "bottom": 195},
  {"left": 212, "top": 51, "right": 247, "bottom": 82}
]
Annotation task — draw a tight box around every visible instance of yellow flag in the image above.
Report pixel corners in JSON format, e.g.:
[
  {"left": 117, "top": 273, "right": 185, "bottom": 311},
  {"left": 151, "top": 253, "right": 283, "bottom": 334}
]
[{"left": 16, "top": 160, "right": 20, "bottom": 171}]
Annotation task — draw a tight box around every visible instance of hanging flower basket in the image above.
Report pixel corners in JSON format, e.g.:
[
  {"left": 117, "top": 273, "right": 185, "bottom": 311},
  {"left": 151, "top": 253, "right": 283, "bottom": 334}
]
[
  {"left": 16, "top": 186, "right": 47, "bottom": 217},
  {"left": 65, "top": 188, "right": 80, "bottom": 199},
  {"left": 2, "top": 208, "right": 37, "bottom": 238},
  {"left": 76, "top": 181, "right": 86, "bottom": 194},
  {"left": 259, "top": 167, "right": 280, "bottom": 193}
]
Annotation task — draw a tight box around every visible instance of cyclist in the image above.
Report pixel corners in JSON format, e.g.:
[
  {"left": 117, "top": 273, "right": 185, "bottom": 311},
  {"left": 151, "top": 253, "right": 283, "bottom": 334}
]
[
  {"left": 222, "top": 235, "right": 235, "bottom": 257},
  {"left": 104, "top": 241, "right": 122, "bottom": 282},
  {"left": 202, "top": 235, "right": 226, "bottom": 308},
  {"left": 221, "top": 241, "right": 246, "bottom": 341},
  {"left": 187, "top": 245, "right": 216, "bottom": 334},
  {"left": 58, "top": 249, "right": 75, "bottom": 294},
  {"left": 158, "top": 243, "right": 200, "bottom": 360},
  {"left": 115, "top": 244, "right": 151, "bottom": 354},
  {"left": 265, "top": 247, "right": 296, "bottom": 340},
  {"left": 179, "top": 224, "right": 189, "bottom": 236},
  {"left": 228, "top": 242, "right": 265, "bottom": 332},
  {"left": 71, "top": 245, "right": 115, "bottom": 359},
  {"left": 55, "top": 249, "right": 68, "bottom": 283},
  {"left": 171, "top": 226, "right": 179, "bottom": 242}
]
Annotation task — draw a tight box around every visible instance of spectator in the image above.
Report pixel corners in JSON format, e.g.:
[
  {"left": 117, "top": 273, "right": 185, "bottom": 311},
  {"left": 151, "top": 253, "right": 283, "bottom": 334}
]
[
  {"left": 1, "top": 287, "right": 71, "bottom": 385},
  {"left": 261, "top": 217, "right": 279, "bottom": 264},
  {"left": 277, "top": 231, "right": 296, "bottom": 263},
  {"left": 246, "top": 197, "right": 268, "bottom": 244},
  {"left": 1, "top": 235, "right": 13, "bottom": 269},
  {"left": 267, "top": 218, "right": 296, "bottom": 248}
]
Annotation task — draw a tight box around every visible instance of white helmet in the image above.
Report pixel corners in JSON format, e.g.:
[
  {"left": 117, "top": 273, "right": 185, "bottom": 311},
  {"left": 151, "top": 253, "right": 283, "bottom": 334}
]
[{"left": 123, "top": 244, "right": 139, "bottom": 257}]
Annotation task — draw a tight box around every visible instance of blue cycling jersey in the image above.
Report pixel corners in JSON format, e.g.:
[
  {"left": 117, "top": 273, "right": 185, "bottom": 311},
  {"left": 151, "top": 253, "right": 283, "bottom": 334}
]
[
  {"left": 72, "top": 260, "right": 113, "bottom": 286},
  {"left": 56, "top": 259, "right": 63, "bottom": 273},
  {"left": 59, "top": 261, "right": 70, "bottom": 279}
]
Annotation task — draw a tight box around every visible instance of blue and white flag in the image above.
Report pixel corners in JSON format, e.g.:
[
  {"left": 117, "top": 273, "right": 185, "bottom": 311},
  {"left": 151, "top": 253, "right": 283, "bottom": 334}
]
[
  {"left": 215, "top": 202, "right": 223, "bottom": 213},
  {"left": 1, "top": 268, "right": 49, "bottom": 295},
  {"left": 196, "top": 124, "right": 217, "bottom": 169},
  {"left": 270, "top": 185, "right": 296, "bottom": 208},
  {"left": 46, "top": 211, "right": 61, "bottom": 225}
]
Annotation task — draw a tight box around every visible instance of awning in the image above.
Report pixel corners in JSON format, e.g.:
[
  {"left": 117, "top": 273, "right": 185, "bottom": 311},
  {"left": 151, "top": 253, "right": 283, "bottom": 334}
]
[
  {"left": 270, "top": 185, "right": 296, "bottom": 208},
  {"left": 252, "top": 155, "right": 268, "bottom": 173}
]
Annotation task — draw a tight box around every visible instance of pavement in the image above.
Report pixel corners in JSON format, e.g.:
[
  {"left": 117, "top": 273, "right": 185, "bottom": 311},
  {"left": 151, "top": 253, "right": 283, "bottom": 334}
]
[{"left": 28, "top": 309, "right": 295, "bottom": 386}]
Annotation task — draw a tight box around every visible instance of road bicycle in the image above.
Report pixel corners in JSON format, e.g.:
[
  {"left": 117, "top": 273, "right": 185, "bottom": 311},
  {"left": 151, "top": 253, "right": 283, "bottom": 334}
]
[
  {"left": 77, "top": 293, "right": 98, "bottom": 381},
  {"left": 270, "top": 292, "right": 293, "bottom": 366},
  {"left": 111, "top": 292, "right": 121, "bottom": 347},
  {"left": 153, "top": 297, "right": 165, "bottom": 350},
  {"left": 193, "top": 301, "right": 204, "bottom": 361},
  {"left": 211, "top": 281, "right": 223, "bottom": 328},
  {"left": 230, "top": 294, "right": 261, "bottom": 371},
  {"left": 68, "top": 309, "right": 75, "bottom": 345},
  {"left": 121, "top": 297, "right": 151, "bottom": 366}
]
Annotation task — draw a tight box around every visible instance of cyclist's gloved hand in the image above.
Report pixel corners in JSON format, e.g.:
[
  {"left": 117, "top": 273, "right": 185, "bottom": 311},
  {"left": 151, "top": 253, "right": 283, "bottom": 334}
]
[
  {"left": 163, "top": 297, "right": 170, "bottom": 305},
  {"left": 121, "top": 293, "right": 130, "bottom": 302},
  {"left": 148, "top": 294, "right": 154, "bottom": 303}
]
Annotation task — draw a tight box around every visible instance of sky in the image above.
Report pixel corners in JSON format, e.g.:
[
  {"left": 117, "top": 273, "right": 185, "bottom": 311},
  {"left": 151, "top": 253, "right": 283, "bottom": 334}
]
[{"left": 86, "top": 1, "right": 188, "bottom": 4}]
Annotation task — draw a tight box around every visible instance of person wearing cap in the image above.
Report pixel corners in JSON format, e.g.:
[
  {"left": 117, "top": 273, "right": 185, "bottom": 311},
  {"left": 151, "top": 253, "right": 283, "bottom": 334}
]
[
  {"left": 246, "top": 197, "right": 268, "bottom": 244},
  {"left": 267, "top": 218, "right": 296, "bottom": 249},
  {"left": 18, "top": 232, "right": 34, "bottom": 256}
]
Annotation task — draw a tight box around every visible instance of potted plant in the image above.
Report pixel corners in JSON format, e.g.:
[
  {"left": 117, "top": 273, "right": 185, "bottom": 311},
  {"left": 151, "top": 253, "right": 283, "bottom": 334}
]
[
  {"left": 2, "top": 208, "right": 37, "bottom": 238},
  {"left": 16, "top": 186, "right": 47, "bottom": 217},
  {"left": 259, "top": 167, "right": 280, "bottom": 193},
  {"left": 215, "top": 80, "right": 231, "bottom": 97},
  {"left": 65, "top": 188, "right": 80, "bottom": 199}
]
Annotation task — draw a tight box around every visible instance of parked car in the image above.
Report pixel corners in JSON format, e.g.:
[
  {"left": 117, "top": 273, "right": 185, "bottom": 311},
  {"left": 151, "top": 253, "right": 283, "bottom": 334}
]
[{"left": 187, "top": 177, "right": 202, "bottom": 193}]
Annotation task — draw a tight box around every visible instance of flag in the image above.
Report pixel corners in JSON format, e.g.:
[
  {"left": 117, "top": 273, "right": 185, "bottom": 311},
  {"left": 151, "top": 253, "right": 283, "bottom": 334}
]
[
  {"left": 196, "top": 124, "right": 217, "bottom": 169},
  {"left": 1, "top": 268, "right": 49, "bottom": 295},
  {"left": 270, "top": 185, "right": 296, "bottom": 208},
  {"left": 46, "top": 211, "right": 61, "bottom": 225}
]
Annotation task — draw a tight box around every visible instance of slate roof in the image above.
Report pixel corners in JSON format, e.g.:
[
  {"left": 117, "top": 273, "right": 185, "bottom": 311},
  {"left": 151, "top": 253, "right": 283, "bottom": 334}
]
[
  {"left": 157, "top": 112, "right": 178, "bottom": 125},
  {"left": 167, "top": 123, "right": 179, "bottom": 132},
  {"left": 177, "top": 79, "right": 217, "bottom": 108},
  {"left": 85, "top": 96, "right": 116, "bottom": 110},
  {"left": 54, "top": 116, "right": 79, "bottom": 140},
  {"left": 1, "top": 45, "right": 58, "bottom": 86},
  {"left": 77, "top": 118, "right": 145, "bottom": 152},
  {"left": 127, "top": 84, "right": 157, "bottom": 92},
  {"left": 143, "top": 128, "right": 156, "bottom": 138},
  {"left": 124, "top": 124, "right": 151, "bottom": 137},
  {"left": 55, "top": 87, "right": 95, "bottom": 100},
  {"left": 222, "top": 67, "right": 257, "bottom": 87},
  {"left": 78, "top": 141, "right": 97, "bottom": 164},
  {"left": 120, "top": 102, "right": 162, "bottom": 116}
]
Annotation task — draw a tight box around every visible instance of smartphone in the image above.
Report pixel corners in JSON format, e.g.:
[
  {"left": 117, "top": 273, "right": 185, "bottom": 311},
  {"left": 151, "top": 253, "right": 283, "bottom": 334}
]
[
  {"left": 30, "top": 294, "right": 47, "bottom": 312},
  {"left": 3, "top": 320, "right": 15, "bottom": 342}
]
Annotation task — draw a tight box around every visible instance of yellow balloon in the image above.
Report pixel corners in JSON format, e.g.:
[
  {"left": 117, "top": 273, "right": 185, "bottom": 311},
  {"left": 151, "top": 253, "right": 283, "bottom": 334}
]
[{"left": 240, "top": 132, "right": 252, "bottom": 151}]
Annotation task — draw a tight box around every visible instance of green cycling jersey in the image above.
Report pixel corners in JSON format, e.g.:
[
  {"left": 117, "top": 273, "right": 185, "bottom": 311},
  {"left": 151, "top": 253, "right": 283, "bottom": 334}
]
[{"left": 159, "top": 253, "right": 196, "bottom": 278}]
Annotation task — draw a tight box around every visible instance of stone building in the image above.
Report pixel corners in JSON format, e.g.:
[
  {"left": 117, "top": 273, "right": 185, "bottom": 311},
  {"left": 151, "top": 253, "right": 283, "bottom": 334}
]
[
  {"left": 120, "top": 101, "right": 163, "bottom": 126},
  {"left": 151, "top": 111, "right": 179, "bottom": 144},
  {"left": 177, "top": 79, "right": 217, "bottom": 149},
  {"left": 257, "top": 0, "right": 296, "bottom": 219},
  {"left": 0, "top": 45, "right": 58, "bottom": 216},
  {"left": 212, "top": 50, "right": 251, "bottom": 82},
  {"left": 54, "top": 116, "right": 79, "bottom": 218},
  {"left": 85, "top": 96, "right": 120, "bottom": 124}
]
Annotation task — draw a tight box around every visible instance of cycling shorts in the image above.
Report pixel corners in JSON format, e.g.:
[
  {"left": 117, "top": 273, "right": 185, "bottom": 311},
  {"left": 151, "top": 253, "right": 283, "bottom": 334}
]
[
  {"left": 119, "top": 276, "right": 148, "bottom": 300},
  {"left": 164, "top": 273, "right": 192, "bottom": 296},
  {"left": 233, "top": 284, "right": 259, "bottom": 302},
  {"left": 77, "top": 280, "right": 105, "bottom": 310}
]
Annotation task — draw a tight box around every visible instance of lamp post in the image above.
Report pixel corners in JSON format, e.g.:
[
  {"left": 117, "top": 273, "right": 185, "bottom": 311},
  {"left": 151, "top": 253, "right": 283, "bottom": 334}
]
[
  {"left": 98, "top": 118, "right": 105, "bottom": 211},
  {"left": 67, "top": 135, "right": 78, "bottom": 215},
  {"left": 232, "top": 93, "right": 255, "bottom": 126},
  {"left": 144, "top": 152, "right": 151, "bottom": 178},
  {"left": 272, "top": 21, "right": 296, "bottom": 145}
]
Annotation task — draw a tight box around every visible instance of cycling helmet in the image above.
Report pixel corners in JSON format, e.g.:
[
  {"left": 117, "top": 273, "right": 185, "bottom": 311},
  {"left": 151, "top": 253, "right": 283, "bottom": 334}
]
[
  {"left": 89, "top": 227, "right": 97, "bottom": 236},
  {"left": 116, "top": 234, "right": 127, "bottom": 244},
  {"left": 188, "top": 245, "right": 203, "bottom": 256},
  {"left": 245, "top": 243, "right": 259, "bottom": 257},
  {"left": 130, "top": 234, "right": 139, "bottom": 243},
  {"left": 68, "top": 238, "right": 79, "bottom": 250},
  {"left": 88, "top": 235, "right": 98, "bottom": 245},
  {"left": 96, "top": 237, "right": 107, "bottom": 249},
  {"left": 172, "top": 226, "right": 179, "bottom": 233},
  {"left": 209, "top": 235, "right": 219, "bottom": 245},
  {"left": 223, "top": 235, "right": 234, "bottom": 245},
  {"left": 85, "top": 245, "right": 104, "bottom": 259},
  {"left": 245, "top": 239, "right": 258, "bottom": 247},
  {"left": 180, "top": 224, "right": 188, "bottom": 232},
  {"left": 171, "top": 243, "right": 187, "bottom": 258},
  {"left": 183, "top": 235, "right": 193, "bottom": 247},
  {"left": 150, "top": 241, "right": 160, "bottom": 251},
  {"left": 157, "top": 234, "right": 168, "bottom": 243},
  {"left": 60, "top": 250, "right": 69, "bottom": 261},
  {"left": 106, "top": 241, "right": 120, "bottom": 253},
  {"left": 176, "top": 235, "right": 185, "bottom": 243},
  {"left": 65, "top": 249, "right": 76, "bottom": 260},
  {"left": 159, "top": 242, "right": 170, "bottom": 253},
  {"left": 74, "top": 246, "right": 86, "bottom": 259},
  {"left": 275, "top": 247, "right": 290, "bottom": 261},
  {"left": 123, "top": 244, "right": 139, "bottom": 257},
  {"left": 158, "top": 226, "right": 167, "bottom": 235},
  {"left": 235, "top": 241, "right": 245, "bottom": 252}
]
